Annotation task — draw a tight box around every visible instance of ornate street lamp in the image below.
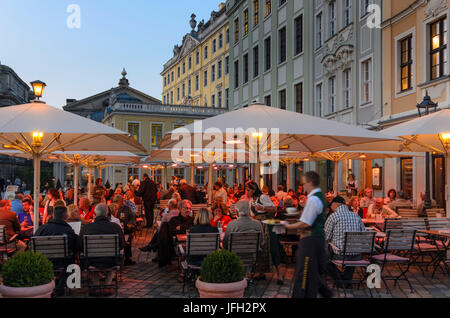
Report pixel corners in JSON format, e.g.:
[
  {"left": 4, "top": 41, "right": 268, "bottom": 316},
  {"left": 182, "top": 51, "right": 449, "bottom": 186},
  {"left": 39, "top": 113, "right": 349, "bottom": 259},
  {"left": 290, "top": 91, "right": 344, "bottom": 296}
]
[
  {"left": 417, "top": 91, "right": 438, "bottom": 210},
  {"left": 30, "top": 80, "right": 47, "bottom": 101}
]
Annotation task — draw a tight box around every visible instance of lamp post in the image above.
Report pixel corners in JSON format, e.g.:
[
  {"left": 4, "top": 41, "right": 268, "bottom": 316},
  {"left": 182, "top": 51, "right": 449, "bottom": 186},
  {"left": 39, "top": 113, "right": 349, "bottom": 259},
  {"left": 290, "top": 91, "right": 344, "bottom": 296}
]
[
  {"left": 417, "top": 91, "right": 438, "bottom": 210},
  {"left": 30, "top": 81, "right": 46, "bottom": 101}
]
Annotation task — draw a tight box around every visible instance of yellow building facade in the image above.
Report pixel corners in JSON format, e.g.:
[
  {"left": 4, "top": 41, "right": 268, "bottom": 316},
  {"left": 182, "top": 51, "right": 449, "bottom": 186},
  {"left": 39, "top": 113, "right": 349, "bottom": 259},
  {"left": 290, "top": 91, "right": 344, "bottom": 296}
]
[{"left": 161, "top": 3, "right": 230, "bottom": 108}]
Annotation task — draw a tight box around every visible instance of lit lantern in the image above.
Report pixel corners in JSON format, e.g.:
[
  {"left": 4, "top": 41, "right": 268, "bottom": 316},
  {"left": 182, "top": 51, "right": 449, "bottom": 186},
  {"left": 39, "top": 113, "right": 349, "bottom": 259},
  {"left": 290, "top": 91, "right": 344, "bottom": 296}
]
[{"left": 30, "top": 80, "right": 47, "bottom": 100}]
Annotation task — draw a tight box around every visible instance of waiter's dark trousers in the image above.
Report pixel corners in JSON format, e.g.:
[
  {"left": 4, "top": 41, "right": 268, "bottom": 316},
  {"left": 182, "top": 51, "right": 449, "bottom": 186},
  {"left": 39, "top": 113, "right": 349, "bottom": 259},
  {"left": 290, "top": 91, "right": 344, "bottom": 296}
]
[
  {"left": 292, "top": 236, "right": 328, "bottom": 298},
  {"left": 144, "top": 201, "right": 155, "bottom": 227}
]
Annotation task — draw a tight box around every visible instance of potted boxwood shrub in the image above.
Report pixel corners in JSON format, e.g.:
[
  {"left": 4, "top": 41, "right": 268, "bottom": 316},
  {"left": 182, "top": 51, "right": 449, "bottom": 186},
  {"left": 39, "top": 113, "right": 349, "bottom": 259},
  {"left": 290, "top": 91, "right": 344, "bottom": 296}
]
[
  {"left": 195, "top": 249, "right": 247, "bottom": 298},
  {"left": 0, "top": 251, "right": 55, "bottom": 298}
]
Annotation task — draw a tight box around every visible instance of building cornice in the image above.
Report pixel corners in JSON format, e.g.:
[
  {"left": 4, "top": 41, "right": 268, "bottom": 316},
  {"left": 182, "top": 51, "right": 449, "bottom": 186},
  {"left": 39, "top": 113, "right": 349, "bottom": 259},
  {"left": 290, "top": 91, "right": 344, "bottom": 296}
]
[{"left": 381, "top": 0, "right": 427, "bottom": 29}]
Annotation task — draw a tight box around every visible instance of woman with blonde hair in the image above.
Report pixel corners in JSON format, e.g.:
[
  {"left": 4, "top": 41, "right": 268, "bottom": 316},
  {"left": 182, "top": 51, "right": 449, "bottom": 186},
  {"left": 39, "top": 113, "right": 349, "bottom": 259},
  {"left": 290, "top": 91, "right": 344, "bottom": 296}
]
[{"left": 188, "top": 208, "right": 219, "bottom": 266}]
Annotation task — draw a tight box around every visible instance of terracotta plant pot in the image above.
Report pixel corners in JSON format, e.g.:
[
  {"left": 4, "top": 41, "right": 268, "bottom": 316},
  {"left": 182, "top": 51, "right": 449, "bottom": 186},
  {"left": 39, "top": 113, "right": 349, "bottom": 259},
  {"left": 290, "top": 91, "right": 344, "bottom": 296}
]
[
  {"left": 0, "top": 280, "right": 55, "bottom": 298},
  {"left": 196, "top": 278, "right": 247, "bottom": 298}
]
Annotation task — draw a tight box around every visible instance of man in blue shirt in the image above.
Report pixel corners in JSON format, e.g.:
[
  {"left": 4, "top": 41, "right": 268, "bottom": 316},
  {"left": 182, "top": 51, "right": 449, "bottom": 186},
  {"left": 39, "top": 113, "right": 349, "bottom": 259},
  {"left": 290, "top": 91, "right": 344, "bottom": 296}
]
[
  {"left": 16, "top": 198, "right": 39, "bottom": 239},
  {"left": 10, "top": 193, "right": 24, "bottom": 216}
]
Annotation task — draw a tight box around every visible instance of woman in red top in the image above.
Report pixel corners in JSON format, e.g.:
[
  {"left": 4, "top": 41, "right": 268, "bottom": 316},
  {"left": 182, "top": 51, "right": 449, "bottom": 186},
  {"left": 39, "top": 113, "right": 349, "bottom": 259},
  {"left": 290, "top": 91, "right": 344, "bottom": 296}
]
[
  {"left": 79, "top": 197, "right": 95, "bottom": 222},
  {"left": 210, "top": 202, "right": 232, "bottom": 231}
]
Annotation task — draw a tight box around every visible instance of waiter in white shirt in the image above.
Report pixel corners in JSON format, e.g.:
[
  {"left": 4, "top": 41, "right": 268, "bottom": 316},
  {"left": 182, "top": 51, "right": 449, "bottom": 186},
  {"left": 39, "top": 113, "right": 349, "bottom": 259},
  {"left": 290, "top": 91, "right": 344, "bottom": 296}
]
[{"left": 284, "top": 171, "right": 332, "bottom": 298}]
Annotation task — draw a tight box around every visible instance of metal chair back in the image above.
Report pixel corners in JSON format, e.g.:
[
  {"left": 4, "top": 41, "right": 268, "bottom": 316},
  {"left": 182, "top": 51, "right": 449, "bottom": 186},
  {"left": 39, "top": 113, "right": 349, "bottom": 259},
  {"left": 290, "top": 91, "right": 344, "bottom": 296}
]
[
  {"left": 397, "top": 208, "right": 419, "bottom": 218},
  {"left": 228, "top": 232, "right": 261, "bottom": 268},
  {"left": 83, "top": 234, "right": 120, "bottom": 258},
  {"left": 384, "top": 218, "right": 403, "bottom": 232},
  {"left": 384, "top": 230, "right": 416, "bottom": 252},
  {"left": 186, "top": 233, "right": 220, "bottom": 257},
  {"left": 341, "top": 232, "right": 376, "bottom": 256},
  {"left": 426, "top": 209, "right": 446, "bottom": 218},
  {"left": 0, "top": 225, "right": 6, "bottom": 245},
  {"left": 31, "top": 236, "right": 69, "bottom": 260},
  {"left": 400, "top": 218, "right": 427, "bottom": 231}
]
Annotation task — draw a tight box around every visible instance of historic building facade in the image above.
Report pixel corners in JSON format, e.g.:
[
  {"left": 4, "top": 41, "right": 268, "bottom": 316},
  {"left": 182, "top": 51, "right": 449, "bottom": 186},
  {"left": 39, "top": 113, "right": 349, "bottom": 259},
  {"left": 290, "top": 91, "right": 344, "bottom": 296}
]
[
  {"left": 225, "top": 0, "right": 383, "bottom": 194},
  {"left": 161, "top": 3, "right": 230, "bottom": 108},
  {"left": 379, "top": 0, "right": 450, "bottom": 207},
  {"left": 63, "top": 70, "right": 226, "bottom": 187}
]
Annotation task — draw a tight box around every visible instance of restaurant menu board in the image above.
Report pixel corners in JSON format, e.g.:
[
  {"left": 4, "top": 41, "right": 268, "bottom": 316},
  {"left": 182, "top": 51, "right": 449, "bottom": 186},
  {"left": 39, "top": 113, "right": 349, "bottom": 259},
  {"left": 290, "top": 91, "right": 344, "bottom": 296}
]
[{"left": 3, "top": 185, "right": 19, "bottom": 201}]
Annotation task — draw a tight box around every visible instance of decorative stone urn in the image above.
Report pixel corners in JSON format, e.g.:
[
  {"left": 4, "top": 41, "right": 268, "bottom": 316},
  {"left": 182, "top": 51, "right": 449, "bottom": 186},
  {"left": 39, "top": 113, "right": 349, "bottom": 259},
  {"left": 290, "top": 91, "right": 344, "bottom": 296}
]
[
  {"left": 196, "top": 278, "right": 247, "bottom": 298},
  {"left": 0, "top": 280, "right": 55, "bottom": 298}
]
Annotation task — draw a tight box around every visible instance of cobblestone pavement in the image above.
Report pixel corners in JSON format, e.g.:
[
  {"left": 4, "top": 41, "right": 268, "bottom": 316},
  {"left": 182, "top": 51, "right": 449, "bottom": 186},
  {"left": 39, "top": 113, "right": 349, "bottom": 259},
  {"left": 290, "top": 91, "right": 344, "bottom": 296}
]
[{"left": 2, "top": 227, "right": 449, "bottom": 298}]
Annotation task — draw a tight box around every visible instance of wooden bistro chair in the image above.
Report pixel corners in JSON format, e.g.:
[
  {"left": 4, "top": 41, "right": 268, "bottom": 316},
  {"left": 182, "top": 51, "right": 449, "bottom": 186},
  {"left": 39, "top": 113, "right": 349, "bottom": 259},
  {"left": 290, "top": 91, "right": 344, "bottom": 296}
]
[
  {"left": 425, "top": 209, "right": 446, "bottom": 218},
  {"left": 228, "top": 232, "right": 261, "bottom": 296},
  {"left": 397, "top": 208, "right": 419, "bottom": 219},
  {"left": 371, "top": 229, "right": 416, "bottom": 294},
  {"left": 179, "top": 233, "right": 220, "bottom": 296},
  {"left": 31, "top": 236, "right": 71, "bottom": 296},
  {"left": 0, "top": 225, "right": 17, "bottom": 263},
  {"left": 191, "top": 204, "right": 208, "bottom": 219},
  {"left": 81, "top": 234, "right": 122, "bottom": 297},
  {"left": 328, "top": 232, "right": 376, "bottom": 297}
]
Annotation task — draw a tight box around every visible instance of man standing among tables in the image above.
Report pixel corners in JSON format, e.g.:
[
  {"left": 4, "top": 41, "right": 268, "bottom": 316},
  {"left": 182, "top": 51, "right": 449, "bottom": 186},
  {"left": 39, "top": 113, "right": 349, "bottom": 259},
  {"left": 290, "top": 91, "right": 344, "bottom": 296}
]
[
  {"left": 284, "top": 171, "right": 332, "bottom": 298},
  {"left": 135, "top": 173, "right": 157, "bottom": 228}
]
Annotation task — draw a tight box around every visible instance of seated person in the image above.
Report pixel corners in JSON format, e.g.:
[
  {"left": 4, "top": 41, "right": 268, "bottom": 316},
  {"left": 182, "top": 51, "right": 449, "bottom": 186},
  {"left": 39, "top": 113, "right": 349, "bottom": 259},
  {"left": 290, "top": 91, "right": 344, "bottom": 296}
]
[
  {"left": 107, "top": 203, "right": 123, "bottom": 230},
  {"left": 0, "top": 199, "right": 26, "bottom": 252},
  {"left": 78, "top": 203, "right": 125, "bottom": 296},
  {"left": 367, "top": 198, "right": 398, "bottom": 219},
  {"left": 161, "top": 199, "right": 180, "bottom": 223},
  {"left": 298, "top": 195, "right": 308, "bottom": 213},
  {"left": 16, "top": 198, "right": 40, "bottom": 240},
  {"left": 187, "top": 208, "right": 219, "bottom": 266},
  {"left": 169, "top": 200, "right": 194, "bottom": 236},
  {"left": 417, "top": 192, "right": 438, "bottom": 217},
  {"left": 210, "top": 202, "right": 232, "bottom": 232},
  {"left": 66, "top": 204, "right": 85, "bottom": 224},
  {"left": 388, "top": 191, "right": 412, "bottom": 211},
  {"left": 384, "top": 189, "right": 397, "bottom": 205},
  {"left": 223, "top": 200, "right": 262, "bottom": 250},
  {"left": 360, "top": 188, "right": 376, "bottom": 208},
  {"left": 79, "top": 197, "right": 95, "bottom": 222},
  {"left": 325, "top": 196, "right": 366, "bottom": 288},
  {"left": 348, "top": 197, "right": 364, "bottom": 218},
  {"left": 112, "top": 195, "right": 136, "bottom": 266}
]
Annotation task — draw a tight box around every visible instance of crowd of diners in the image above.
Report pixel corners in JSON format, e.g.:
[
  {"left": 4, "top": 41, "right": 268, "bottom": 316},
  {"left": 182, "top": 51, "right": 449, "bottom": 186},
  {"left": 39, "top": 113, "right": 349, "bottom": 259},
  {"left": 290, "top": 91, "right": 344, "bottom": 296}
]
[{"left": 0, "top": 171, "right": 436, "bottom": 297}]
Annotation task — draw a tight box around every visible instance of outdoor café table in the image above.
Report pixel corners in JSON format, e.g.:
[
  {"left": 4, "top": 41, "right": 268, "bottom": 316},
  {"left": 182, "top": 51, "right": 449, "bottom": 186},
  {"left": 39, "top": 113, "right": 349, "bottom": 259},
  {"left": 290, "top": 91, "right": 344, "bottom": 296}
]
[
  {"left": 362, "top": 218, "right": 386, "bottom": 231},
  {"left": 416, "top": 229, "right": 450, "bottom": 274}
]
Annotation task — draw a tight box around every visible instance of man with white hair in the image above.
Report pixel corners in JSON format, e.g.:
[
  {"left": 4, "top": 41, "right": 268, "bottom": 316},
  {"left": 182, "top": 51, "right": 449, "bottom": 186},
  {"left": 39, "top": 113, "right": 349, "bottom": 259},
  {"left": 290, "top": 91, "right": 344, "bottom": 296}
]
[
  {"left": 78, "top": 203, "right": 125, "bottom": 296},
  {"left": 223, "top": 200, "right": 262, "bottom": 249}
]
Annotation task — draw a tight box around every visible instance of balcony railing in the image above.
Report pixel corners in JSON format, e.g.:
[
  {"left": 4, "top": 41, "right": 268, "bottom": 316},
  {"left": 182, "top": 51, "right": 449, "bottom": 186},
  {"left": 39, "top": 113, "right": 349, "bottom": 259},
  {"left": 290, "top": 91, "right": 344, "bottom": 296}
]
[{"left": 111, "top": 102, "right": 227, "bottom": 117}]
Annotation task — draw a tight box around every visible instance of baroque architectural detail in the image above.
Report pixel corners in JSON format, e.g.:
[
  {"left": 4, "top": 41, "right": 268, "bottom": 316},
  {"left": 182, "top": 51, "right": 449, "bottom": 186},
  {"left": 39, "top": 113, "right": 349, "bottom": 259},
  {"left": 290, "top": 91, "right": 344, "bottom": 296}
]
[{"left": 424, "top": 0, "right": 447, "bottom": 19}]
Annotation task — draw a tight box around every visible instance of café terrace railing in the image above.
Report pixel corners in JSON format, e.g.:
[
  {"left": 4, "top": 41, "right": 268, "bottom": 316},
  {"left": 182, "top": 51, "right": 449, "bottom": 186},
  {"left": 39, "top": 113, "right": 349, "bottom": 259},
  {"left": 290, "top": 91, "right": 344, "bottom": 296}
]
[{"left": 112, "top": 102, "right": 228, "bottom": 117}]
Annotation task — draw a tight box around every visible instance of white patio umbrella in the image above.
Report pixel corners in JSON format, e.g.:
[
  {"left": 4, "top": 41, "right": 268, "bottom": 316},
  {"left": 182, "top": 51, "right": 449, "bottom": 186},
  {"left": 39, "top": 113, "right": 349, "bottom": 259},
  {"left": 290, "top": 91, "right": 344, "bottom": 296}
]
[
  {"left": 330, "top": 108, "right": 450, "bottom": 213},
  {"left": 0, "top": 101, "right": 146, "bottom": 232},
  {"left": 159, "top": 103, "right": 399, "bottom": 188}
]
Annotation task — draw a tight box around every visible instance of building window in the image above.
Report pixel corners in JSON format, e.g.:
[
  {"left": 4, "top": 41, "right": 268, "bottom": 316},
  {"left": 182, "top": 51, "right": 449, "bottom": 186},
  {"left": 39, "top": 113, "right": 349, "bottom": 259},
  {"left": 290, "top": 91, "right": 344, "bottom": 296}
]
[
  {"left": 189, "top": 57, "right": 192, "bottom": 69},
  {"left": 204, "top": 70, "right": 208, "bottom": 87},
  {"left": 218, "top": 60, "right": 222, "bottom": 79},
  {"left": 265, "top": 0, "right": 271, "bottom": 17},
  {"left": 163, "top": 96, "right": 166, "bottom": 104},
  {"left": 234, "top": 60, "right": 239, "bottom": 88},
  {"left": 329, "top": 1, "right": 336, "bottom": 38},
  {"left": 279, "top": 26, "right": 286, "bottom": 64},
  {"left": 174, "top": 168, "right": 185, "bottom": 179},
  {"left": 264, "top": 95, "right": 271, "bottom": 106},
  {"left": 183, "top": 62, "right": 186, "bottom": 74},
  {"left": 316, "top": 13, "right": 322, "bottom": 49},
  {"left": 264, "top": 36, "right": 271, "bottom": 71},
  {"left": 127, "top": 122, "right": 140, "bottom": 141},
  {"left": 204, "top": 46, "right": 208, "bottom": 60},
  {"left": 128, "top": 168, "right": 140, "bottom": 182},
  {"left": 254, "top": 0, "right": 259, "bottom": 26},
  {"left": 188, "top": 79, "right": 191, "bottom": 95},
  {"left": 211, "top": 94, "right": 215, "bottom": 107},
  {"left": 234, "top": 18, "right": 240, "bottom": 43},
  {"left": 316, "top": 83, "right": 322, "bottom": 117},
  {"left": 171, "top": 71, "right": 174, "bottom": 82},
  {"left": 196, "top": 51, "right": 200, "bottom": 64},
  {"left": 329, "top": 76, "right": 336, "bottom": 113},
  {"left": 225, "top": 88, "right": 229, "bottom": 107},
  {"left": 344, "top": 0, "right": 352, "bottom": 26},
  {"left": 279, "top": 0, "right": 286, "bottom": 6},
  {"left": 177, "top": 87, "right": 180, "bottom": 101},
  {"left": 151, "top": 123, "right": 163, "bottom": 148},
  {"left": 430, "top": 17, "right": 448, "bottom": 80},
  {"left": 361, "top": 0, "right": 371, "bottom": 17},
  {"left": 213, "top": 39, "right": 217, "bottom": 54},
  {"left": 400, "top": 35, "right": 413, "bottom": 91},
  {"left": 170, "top": 91, "right": 173, "bottom": 104},
  {"left": 401, "top": 158, "right": 413, "bottom": 200},
  {"left": 295, "top": 83, "right": 303, "bottom": 113},
  {"left": 212, "top": 65, "right": 216, "bottom": 82},
  {"left": 226, "top": 28, "right": 230, "bottom": 43},
  {"left": 343, "top": 68, "right": 352, "bottom": 108},
  {"left": 182, "top": 83, "right": 185, "bottom": 97},
  {"left": 253, "top": 45, "right": 259, "bottom": 78},
  {"left": 362, "top": 59, "right": 372, "bottom": 104},
  {"left": 225, "top": 56, "right": 230, "bottom": 74},
  {"left": 243, "top": 53, "right": 249, "bottom": 84},
  {"left": 295, "top": 15, "right": 303, "bottom": 55},
  {"left": 218, "top": 90, "right": 222, "bottom": 108},
  {"left": 279, "top": 89, "right": 286, "bottom": 110},
  {"left": 177, "top": 67, "right": 180, "bottom": 78},
  {"left": 195, "top": 75, "right": 199, "bottom": 91},
  {"left": 219, "top": 33, "right": 223, "bottom": 49},
  {"left": 244, "top": 9, "right": 249, "bottom": 36}
]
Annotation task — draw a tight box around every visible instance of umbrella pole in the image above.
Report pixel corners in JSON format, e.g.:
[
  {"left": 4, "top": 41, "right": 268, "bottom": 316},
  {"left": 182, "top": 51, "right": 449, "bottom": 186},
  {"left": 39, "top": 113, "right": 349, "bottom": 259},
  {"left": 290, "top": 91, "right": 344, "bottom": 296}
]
[
  {"left": 190, "top": 163, "right": 195, "bottom": 186},
  {"left": 88, "top": 166, "right": 93, "bottom": 201},
  {"left": 162, "top": 164, "right": 167, "bottom": 190},
  {"left": 334, "top": 161, "right": 339, "bottom": 196},
  {"left": 286, "top": 163, "right": 290, "bottom": 192},
  {"left": 33, "top": 154, "right": 41, "bottom": 234},
  {"left": 208, "top": 164, "right": 213, "bottom": 205},
  {"left": 446, "top": 156, "right": 450, "bottom": 216},
  {"left": 74, "top": 164, "right": 79, "bottom": 207}
]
